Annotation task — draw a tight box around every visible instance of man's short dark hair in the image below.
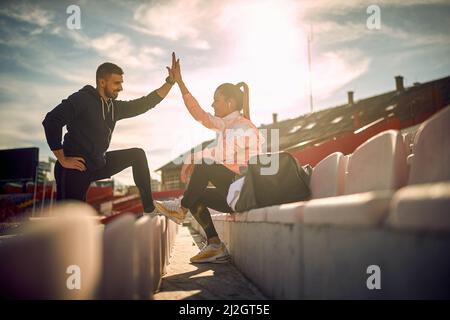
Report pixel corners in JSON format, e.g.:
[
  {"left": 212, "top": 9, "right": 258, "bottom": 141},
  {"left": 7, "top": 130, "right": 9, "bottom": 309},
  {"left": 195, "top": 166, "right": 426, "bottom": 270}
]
[{"left": 96, "top": 62, "right": 123, "bottom": 85}]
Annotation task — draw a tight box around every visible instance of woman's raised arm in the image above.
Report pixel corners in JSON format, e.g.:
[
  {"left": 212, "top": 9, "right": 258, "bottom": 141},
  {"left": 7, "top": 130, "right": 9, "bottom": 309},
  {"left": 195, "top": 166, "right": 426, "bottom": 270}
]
[{"left": 168, "top": 52, "right": 226, "bottom": 131}]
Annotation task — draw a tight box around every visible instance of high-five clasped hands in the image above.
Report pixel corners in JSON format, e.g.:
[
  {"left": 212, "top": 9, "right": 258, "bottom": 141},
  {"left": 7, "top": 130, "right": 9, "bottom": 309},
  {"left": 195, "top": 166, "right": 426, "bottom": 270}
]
[{"left": 166, "top": 52, "right": 182, "bottom": 84}]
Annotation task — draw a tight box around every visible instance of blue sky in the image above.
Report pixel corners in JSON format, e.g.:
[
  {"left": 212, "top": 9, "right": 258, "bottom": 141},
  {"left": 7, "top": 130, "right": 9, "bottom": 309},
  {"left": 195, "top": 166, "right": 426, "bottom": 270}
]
[{"left": 0, "top": 0, "right": 449, "bottom": 185}]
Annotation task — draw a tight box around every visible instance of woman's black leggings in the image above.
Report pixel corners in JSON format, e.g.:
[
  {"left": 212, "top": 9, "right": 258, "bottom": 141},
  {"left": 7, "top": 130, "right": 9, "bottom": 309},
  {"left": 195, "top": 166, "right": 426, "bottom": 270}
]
[{"left": 181, "top": 162, "right": 237, "bottom": 240}]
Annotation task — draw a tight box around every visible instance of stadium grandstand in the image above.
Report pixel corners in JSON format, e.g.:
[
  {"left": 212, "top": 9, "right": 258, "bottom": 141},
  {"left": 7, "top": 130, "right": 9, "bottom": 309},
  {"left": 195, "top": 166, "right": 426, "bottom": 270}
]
[{"left": 0, "top": 75, "right": 449, "bottom": 299}]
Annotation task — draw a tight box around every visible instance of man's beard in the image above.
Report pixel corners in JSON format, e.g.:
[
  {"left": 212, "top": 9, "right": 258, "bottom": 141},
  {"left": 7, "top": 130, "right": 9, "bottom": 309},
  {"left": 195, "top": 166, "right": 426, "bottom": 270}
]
[{"left": 105, "top": 88, "right": 119, "bottom": 100}]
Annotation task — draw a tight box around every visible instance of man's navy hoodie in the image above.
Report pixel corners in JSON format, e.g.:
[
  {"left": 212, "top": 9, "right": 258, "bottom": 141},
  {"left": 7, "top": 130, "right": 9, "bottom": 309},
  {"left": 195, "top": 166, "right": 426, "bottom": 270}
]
[{"left": 42, "top": 85, "right": 163, "bottom": 171}]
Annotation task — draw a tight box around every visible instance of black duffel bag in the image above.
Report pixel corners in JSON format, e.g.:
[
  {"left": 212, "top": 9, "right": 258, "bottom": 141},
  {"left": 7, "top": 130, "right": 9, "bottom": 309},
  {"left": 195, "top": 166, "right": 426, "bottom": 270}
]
[{"left": 234, "top": 152, "right": 312, "bottom": 212}]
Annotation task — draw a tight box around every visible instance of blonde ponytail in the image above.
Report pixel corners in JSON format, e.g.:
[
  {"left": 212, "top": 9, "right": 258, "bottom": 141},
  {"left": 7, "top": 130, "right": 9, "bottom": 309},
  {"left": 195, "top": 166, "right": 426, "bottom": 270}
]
[{"left": 236, "top": 82, "right": 250, "bottom": 120}]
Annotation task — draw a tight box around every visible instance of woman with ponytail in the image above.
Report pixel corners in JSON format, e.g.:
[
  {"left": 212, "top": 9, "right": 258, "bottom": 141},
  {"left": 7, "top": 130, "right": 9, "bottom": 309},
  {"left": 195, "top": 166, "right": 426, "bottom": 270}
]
[{"left": 155, "top": 52, "right": 264, "bottom": 264}]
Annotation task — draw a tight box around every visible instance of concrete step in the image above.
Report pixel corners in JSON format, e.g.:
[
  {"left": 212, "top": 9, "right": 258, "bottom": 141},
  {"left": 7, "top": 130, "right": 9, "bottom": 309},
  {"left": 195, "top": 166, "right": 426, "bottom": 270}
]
[{"left": 154, "top": 225, "right": 266, "bottom": 300}]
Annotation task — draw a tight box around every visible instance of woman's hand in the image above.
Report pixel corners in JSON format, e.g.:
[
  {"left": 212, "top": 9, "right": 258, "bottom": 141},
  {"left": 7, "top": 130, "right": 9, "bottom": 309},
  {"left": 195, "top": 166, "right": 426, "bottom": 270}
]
[
  {"left": 167, "top": 52, "right": 189, "bottom": 95},
  {"left": 166, "top": 52, "right": 181, "bottom": 83}
]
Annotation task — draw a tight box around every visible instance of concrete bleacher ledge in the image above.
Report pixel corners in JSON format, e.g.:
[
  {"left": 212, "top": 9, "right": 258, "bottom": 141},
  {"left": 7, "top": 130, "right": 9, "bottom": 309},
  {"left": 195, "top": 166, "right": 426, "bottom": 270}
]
[{"left": 191, "top": 105, "right": 450, "bottom": 299}]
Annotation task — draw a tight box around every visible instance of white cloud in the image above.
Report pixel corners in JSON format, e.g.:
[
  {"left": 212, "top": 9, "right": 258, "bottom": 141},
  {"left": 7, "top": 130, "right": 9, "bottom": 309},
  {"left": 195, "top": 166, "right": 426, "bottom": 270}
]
[
  {"left": 10, "top": 54, "right": 94, "bottom": 85},
  {"left": 90, "top": 33, "right": 139, "bottom": 65},
  {"left": 62, "top": 30, "right": 167, "bottom": 71},
  {"left": 0, "top": 3, "right": 53, "bottom": 28},
  {"left": 312, "top": 20, "right": 450, "bottom": 47},
  {"left": 311, "top": 49, "right": 371, "bottom": 100},
  {"left": 303, "top": 0, "right": 449, "bottom": 12},
  {"left": 381, "top": 26, "right": 450, "bottom": 47},
  {"left": 0, "top": 106, "right": 47, "bottom": 149},
  {"left": 131, "top": 0, "right": 216, "bottom": 49}
]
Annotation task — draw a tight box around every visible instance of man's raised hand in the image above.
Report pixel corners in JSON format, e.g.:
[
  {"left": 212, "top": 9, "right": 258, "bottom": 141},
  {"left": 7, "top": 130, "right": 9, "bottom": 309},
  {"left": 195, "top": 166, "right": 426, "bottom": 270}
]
[{"left": 171, "top": 52, "right": 182, "bottom": 84}]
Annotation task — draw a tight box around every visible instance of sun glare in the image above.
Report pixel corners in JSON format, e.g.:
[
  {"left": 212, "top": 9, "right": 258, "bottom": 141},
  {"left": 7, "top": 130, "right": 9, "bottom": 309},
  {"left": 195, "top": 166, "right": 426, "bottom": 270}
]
[{"left": 218, "top": 0, "right": 310, "bottom": 115}]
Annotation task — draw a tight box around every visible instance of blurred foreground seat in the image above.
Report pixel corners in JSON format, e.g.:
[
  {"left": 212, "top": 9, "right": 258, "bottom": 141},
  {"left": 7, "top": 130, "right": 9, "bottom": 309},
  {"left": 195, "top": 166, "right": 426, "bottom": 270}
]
[{"left": 0, "top": 202, "right": 102, "bottom": 299}]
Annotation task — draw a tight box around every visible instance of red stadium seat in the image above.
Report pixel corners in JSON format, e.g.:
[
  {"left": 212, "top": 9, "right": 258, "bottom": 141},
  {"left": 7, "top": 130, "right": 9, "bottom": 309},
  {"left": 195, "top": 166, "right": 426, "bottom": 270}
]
[
  {"left": 310, "top": 152, "right": 346, "bottom": 199},
  {"left": 304, "top": 130, "right": 407, "bottom": 226},
  {"left": 389, "top": 105, "right": 450, "bottom": 230}
]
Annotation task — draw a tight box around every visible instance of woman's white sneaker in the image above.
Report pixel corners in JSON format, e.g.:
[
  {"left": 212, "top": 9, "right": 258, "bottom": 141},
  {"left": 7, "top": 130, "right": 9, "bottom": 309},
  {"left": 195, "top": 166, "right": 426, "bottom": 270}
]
[{"left": 190, "top": 242, "right": 230, "bottom": 264}]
